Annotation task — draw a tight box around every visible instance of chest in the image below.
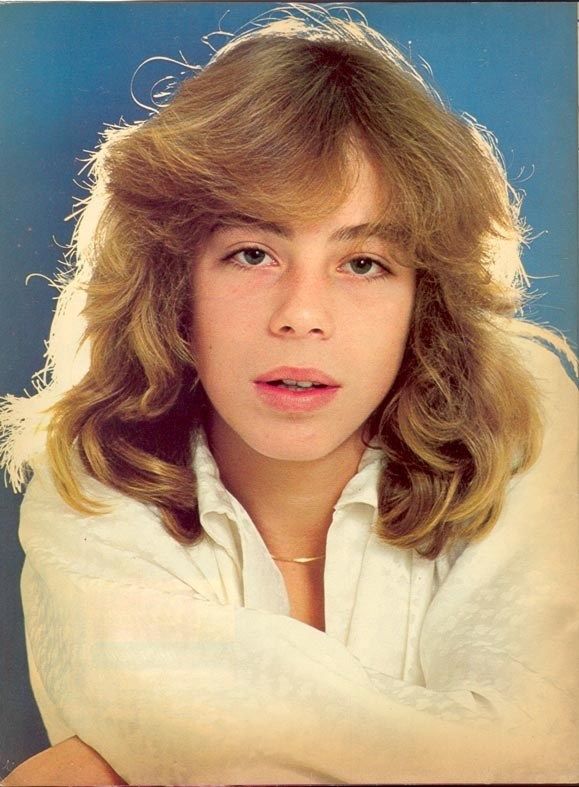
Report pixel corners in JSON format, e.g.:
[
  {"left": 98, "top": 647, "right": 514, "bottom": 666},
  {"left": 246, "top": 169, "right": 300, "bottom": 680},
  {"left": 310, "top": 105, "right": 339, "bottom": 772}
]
[{"left": 277, "top": 560, "right": 326, "bottom": 631}]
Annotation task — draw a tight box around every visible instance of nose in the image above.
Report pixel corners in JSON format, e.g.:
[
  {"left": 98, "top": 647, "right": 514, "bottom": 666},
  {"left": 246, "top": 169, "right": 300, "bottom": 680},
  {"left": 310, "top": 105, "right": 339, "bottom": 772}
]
[{"left": 268, "top": 268, "right": 334, "bottom": 339}]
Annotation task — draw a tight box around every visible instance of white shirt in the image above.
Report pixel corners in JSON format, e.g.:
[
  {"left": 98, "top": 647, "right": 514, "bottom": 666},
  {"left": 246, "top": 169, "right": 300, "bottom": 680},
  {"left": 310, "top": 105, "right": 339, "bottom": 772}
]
[{"left": 19, "top": 340, "right": 578, "bottom": 783}]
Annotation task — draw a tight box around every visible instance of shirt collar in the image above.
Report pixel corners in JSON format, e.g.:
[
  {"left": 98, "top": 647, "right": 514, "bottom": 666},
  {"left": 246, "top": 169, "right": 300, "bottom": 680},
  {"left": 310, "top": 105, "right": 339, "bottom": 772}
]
[
  {"left": 193, "top": 430, "right": 381, "bottom": 522},
  {"left": 192, "top": 431, "right": 382, "bottom": 613},
  {"left": 192, "top": 430, "right": 237, "bottom": 521},
  {"left": 334, "top": 444, "right": 382, "bottom": 510}
]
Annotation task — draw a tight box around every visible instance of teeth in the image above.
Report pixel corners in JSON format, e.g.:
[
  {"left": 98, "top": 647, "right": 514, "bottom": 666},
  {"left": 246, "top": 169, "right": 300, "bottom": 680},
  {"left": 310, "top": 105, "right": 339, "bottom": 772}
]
[
  {"left": 265, "top": 378, "right": 328, "bottom": 389},
  {"left": 282, "top": 379, "right": 315, "bottom": 388}
]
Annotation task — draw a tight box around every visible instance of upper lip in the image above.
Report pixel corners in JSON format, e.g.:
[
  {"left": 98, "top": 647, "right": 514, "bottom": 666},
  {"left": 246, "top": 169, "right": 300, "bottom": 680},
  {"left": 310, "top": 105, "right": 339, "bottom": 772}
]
[{"left": 255, "top": 367, "right": 340, "bottom": 386}]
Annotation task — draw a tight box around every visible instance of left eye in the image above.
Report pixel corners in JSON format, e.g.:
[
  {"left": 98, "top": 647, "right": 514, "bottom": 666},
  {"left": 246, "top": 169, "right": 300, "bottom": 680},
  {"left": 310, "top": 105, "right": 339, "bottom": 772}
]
[{"left": 344, "top": 258, "right": 387, "bottom": 277}]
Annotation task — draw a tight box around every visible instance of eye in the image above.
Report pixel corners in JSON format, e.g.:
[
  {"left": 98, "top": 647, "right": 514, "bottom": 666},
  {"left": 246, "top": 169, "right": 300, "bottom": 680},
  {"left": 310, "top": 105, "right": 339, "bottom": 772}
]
[
  {"left": 225, "top": 247, "right": 274, "bottom": 267},
  {"left": 342, "top": 257, "right": 389, "bottom": 278}
]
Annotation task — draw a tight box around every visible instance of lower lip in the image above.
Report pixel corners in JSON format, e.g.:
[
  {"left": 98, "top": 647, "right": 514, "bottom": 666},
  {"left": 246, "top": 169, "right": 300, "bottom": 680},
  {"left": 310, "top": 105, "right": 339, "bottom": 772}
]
[{"left": 254, "top": 382, "right": 340, "bottom": 413}]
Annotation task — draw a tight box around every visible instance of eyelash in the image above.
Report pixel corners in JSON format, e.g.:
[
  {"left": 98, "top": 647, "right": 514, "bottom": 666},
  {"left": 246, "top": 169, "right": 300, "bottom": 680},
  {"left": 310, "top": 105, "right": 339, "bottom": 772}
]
[{"left": 222, "top": 246, "right": 392, "bottom": 280}]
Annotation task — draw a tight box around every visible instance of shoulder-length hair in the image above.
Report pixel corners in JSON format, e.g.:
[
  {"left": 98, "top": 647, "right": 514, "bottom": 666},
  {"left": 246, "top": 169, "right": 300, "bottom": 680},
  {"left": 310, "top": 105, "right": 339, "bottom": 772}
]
[{"left": 6, "top": 7, "right": 549, "bottom": 557}]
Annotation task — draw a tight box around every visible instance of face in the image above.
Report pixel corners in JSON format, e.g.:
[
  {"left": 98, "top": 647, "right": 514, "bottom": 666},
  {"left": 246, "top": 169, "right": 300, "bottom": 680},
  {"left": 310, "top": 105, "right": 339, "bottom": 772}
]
[{"left": 191, "top": 152, "right": 415, "bottom": 465}]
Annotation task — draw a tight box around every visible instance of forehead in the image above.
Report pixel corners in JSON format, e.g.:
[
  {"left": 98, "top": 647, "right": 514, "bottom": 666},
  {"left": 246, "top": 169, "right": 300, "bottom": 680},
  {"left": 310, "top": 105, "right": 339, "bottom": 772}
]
[
  {"left": 321, "top": 152, "right": 388, "bottom": 228},
  {"left": 209, "top": 150, "right": 392, "bottom": 238}
]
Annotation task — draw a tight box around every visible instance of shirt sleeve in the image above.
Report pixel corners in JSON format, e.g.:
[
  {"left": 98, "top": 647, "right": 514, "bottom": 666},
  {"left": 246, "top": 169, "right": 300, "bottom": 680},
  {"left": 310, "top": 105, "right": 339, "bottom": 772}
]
[{"left": 19, "top": 343, "right": 578, "bottom": 785}]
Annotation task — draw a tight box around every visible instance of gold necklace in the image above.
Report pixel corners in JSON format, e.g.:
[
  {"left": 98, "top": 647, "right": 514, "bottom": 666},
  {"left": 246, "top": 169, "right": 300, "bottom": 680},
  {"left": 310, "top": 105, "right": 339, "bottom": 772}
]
[{"left": 270, "top": 554, "right": 326, "bottom": 564}]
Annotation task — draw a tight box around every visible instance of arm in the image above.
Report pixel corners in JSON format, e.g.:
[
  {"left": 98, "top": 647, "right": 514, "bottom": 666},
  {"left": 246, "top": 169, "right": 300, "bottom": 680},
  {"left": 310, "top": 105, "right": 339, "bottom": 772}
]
[
  {"left": 23, "top": 552, "right": 502, "bottom": 785},
  {"left": 20, "top": 513, "right": 577, "bottom": 785},
  {"left": 2, "top": 737, "right": 125, "bottom": 786}
]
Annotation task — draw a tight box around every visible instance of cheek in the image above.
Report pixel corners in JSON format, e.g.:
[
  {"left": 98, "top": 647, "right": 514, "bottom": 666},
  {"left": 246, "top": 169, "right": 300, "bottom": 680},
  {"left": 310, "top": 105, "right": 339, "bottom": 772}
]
[
  {"left": 190, "top": 293, "right": 259, "bottom": 378},
  {"left": 190, "top": 296, "right": 221, "bottom": 370},
  {"left": 356, "top": 297, "right": 414, "bottom": 395},
  {"left": 354, "top": 290, "right": 414, "bottom": 355}
]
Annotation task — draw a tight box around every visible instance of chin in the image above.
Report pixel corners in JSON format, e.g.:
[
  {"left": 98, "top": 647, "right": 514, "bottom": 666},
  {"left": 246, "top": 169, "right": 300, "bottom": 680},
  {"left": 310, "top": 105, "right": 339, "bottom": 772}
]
[
  {"left": 242, "top": 424, "right": 363, "bottom": 464},
  {"left": 255, "top": 443, "right": 332, "bottom": 463},
  {"left": 209, "top": 406, "right": 366, "bottom": 465}
]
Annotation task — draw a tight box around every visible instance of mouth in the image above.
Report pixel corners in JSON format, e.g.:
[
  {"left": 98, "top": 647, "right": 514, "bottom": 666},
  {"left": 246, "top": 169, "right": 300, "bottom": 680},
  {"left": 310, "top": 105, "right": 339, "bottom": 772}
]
[
  {"left": 253, "top": 367, "right": 340, "bottom": 412},
  {"left": 254, "top": 367, "right": 340, "bottom": 390}
]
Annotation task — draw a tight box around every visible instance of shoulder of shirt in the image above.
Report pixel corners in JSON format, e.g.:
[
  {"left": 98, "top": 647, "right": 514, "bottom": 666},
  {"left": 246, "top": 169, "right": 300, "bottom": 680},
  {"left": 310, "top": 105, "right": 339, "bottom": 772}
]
[
  {"left": 24, "top": 448, "right": 151, "bottom": 517},
  {"left": 509, "top": 331, "right": 577, "bottom": 450},
  {"left": 19, "top": 448, "right": 208, "bottom": 594},
  {"left": 506, "top": 328, "right": 577, "bottom": 397},
  {"left": 437, "top": 331, "right": 577, "bottom": 570},
  {"left": 443, "top": 331, "right": 578, "bottom": 567}
]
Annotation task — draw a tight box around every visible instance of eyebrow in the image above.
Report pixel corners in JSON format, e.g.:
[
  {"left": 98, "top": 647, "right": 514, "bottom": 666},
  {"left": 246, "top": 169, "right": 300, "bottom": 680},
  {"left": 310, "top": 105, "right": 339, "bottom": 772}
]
[
  {"left": 211, "top": 217, "right": 292, "bottom": 238},
  {"left": 210, "top": 215, "right": 397, "bottom": 244}
]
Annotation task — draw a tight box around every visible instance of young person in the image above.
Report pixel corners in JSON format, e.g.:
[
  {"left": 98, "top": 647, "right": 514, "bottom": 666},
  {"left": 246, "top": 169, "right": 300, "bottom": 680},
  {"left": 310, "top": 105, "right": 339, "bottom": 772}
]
[{"left": 2, "top": 5, "right": 577, "bottom": 784}]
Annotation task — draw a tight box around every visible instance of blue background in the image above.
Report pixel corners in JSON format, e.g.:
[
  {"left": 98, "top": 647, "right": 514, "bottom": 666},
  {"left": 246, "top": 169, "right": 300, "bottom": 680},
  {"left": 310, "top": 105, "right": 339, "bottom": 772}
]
[{"left": 0, "top": 1, "right": 576, "bottom": 774}]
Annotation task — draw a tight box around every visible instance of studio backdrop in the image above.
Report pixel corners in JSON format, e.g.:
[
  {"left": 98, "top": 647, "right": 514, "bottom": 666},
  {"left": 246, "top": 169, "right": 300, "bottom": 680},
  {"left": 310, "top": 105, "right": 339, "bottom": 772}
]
[{"left": 0, "top": 1, "right": 576, "bottom": 775}]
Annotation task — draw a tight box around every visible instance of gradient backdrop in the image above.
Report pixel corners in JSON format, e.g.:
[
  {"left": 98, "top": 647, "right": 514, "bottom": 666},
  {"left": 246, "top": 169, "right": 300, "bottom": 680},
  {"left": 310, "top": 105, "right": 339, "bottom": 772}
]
[{"left": 0, "top": 1, "right": 576, "bottom": 774}]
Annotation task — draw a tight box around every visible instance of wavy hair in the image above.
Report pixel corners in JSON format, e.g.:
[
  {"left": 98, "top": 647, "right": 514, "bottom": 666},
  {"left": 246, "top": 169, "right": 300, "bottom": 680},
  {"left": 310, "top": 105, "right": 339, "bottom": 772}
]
[{"left": 2, "top": 6, "right": 555, "bottom": 557}]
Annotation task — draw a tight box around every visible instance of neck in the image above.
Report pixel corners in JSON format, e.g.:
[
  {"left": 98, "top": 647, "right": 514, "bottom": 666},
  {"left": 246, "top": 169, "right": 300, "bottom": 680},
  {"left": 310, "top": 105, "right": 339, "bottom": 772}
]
[{"left": 207, "top": 415, "right": 365, "bottom": 557}]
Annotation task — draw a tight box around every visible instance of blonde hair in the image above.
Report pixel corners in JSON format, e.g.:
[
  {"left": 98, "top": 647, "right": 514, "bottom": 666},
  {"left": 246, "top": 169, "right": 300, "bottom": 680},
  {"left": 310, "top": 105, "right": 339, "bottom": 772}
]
[{"left": 1, "top": 6, "right": 561, "bottom": 557}]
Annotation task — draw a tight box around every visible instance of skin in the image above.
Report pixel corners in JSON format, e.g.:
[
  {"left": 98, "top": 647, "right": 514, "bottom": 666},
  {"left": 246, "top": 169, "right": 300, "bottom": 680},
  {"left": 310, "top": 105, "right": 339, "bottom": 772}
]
[
  {"left": 1, "top": 736, "right": 125, "bottom": 785},
  {"left": 192, "top": 150, "right": 416, "bottom": 629}
]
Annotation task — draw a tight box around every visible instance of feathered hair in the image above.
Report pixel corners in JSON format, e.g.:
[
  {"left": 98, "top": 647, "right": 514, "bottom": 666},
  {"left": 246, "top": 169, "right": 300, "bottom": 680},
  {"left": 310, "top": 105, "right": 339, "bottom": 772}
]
[{"left": 1, "top": 5, "right": 559, "bottom": 557}]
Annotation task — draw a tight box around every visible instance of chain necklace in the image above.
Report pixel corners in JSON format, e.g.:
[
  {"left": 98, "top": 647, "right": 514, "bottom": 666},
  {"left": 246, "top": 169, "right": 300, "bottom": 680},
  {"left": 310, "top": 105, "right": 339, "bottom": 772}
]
[{"left": 270, "top": 554, "right": 326, "bottom": 564}]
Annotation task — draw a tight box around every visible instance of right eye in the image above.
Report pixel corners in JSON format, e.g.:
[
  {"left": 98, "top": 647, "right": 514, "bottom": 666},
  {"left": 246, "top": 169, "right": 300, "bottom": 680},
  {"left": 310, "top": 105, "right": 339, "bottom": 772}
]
[{"left": 224, "top": 247, "right": 274, "bottom": 267}]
